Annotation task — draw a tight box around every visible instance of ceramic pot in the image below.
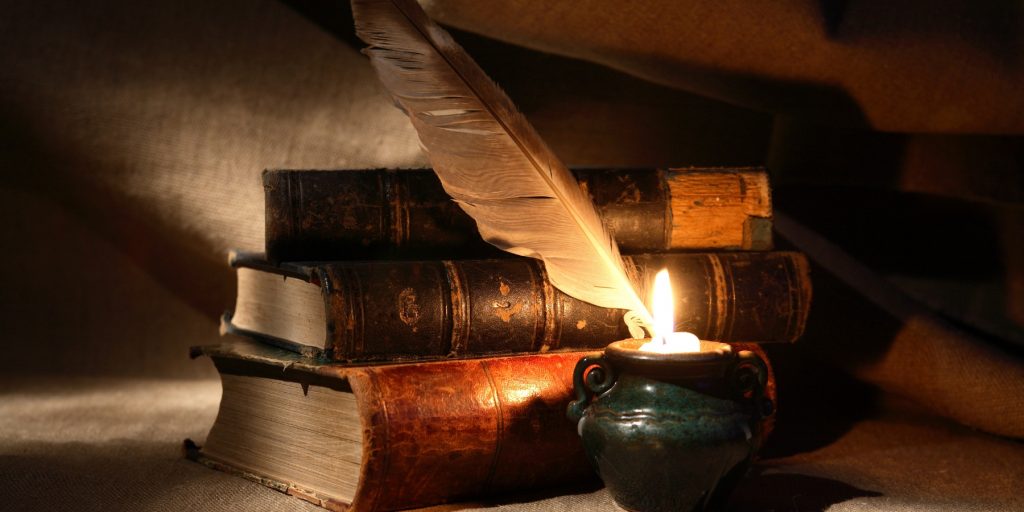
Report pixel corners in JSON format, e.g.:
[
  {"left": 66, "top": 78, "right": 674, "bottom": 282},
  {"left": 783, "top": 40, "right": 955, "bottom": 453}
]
[{"left": 567, "top": 339, "right": 773, "bottom": 512}]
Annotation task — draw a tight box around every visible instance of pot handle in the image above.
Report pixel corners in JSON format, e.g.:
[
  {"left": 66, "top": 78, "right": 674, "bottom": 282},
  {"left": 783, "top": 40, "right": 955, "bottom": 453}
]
[
  {"left": 567, "top": 355, "right": 617, "bottom": 423},
  {"left": 732, "top": 350, "right": 775, "bottom": 418}
]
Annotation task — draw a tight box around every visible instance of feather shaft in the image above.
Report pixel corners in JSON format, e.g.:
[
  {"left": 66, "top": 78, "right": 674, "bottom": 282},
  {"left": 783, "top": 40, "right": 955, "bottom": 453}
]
[{"left": 352, "top": 0, "right": 653, "bottom": 334}]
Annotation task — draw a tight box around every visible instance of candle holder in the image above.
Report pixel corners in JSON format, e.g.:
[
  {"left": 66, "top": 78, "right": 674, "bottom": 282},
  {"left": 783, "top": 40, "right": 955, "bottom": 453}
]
[{"left": 567, "top": 339, "right": 774, "bottom": 512}]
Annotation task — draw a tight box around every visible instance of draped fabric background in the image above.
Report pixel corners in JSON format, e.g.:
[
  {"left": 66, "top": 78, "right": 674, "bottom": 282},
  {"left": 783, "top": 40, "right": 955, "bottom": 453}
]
[{"left": 1, "top": 1, "right": 1022, "bottom": 510}]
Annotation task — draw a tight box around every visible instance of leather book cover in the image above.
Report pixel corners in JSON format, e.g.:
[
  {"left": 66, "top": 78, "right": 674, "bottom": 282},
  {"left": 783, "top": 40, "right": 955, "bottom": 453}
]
[
  {"left": 226, "top": 251, "right": 811, "bottom": 362},
  {"left": 264, "top": 167, "right": 772, "bottom": 262},
  {"left": 188, "top": 339, "right": 596, "bottom": 511}
]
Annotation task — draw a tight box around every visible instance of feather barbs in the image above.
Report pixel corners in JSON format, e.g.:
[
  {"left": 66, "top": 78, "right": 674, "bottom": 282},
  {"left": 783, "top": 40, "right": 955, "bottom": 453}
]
[{"left": 353, "top": 0, "right": 653, "bottom": 337}]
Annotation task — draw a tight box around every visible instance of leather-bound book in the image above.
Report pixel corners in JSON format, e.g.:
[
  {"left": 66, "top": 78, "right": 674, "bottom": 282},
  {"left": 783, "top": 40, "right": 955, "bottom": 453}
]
[
  {"left": 263, "top": 167, "right": 773, "bottom": 262},
  {"left": 186, "top": 339, "right": 596, "bottom": 512},
  {"left": 224, "top": 251, "right": 810, "bottom": 362}
]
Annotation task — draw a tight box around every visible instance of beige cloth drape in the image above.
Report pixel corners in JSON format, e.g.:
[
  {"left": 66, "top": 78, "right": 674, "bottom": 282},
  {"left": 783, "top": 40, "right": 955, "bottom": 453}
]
[{"left": 1, "top": 0, "right": 1022, "bottom": 510}]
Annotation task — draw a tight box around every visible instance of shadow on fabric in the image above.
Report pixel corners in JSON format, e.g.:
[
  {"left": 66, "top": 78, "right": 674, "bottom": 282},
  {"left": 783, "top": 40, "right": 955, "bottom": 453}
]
[{"left": 728, "top": 470, "right": 883, "bottom": 512}]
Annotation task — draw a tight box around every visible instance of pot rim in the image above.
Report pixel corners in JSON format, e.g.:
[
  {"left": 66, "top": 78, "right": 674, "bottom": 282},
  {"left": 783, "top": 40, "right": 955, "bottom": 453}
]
[{"left": 606, "top": 339, "right": 733, "bottom": 363}]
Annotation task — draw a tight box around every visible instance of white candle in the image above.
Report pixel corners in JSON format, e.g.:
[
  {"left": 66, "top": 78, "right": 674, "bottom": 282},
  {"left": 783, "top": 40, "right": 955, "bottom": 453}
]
[
  {"left": 639, "top": 268, "right": 701, "bottom": 353},
  {"left": 640, "top": 331, "right": 701, "bottom": 353}
]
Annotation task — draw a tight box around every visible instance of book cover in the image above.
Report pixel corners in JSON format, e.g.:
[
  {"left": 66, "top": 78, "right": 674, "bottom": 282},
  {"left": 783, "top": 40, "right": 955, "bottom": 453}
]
[
  {"left": 264, "top": 167, "right": 773, "bottom": 262},
  {"left": 188, "top": 339, "right": 597, "bottom": 511},
  {"left": 225, "top": 251, "right": 811, "bottom": 362}
]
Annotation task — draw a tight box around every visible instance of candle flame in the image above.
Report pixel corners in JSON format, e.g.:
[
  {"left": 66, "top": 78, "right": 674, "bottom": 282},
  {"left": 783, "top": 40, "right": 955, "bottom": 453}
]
[
  {"left": 640, "top": 268, "right": 701, "bottom": 353},
  {"left": 652, "top": 268, "right": 674, "bottom": 343}
]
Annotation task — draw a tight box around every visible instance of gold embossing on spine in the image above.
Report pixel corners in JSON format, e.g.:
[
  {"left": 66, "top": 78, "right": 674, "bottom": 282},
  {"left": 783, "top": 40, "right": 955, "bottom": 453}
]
[
  {"left": 327, "top": 266, "right": 364, "bottom": 360},
  {"left": 788, "top": 254, "right": 812, "bottom": 341},
  {"left": 656, "top": 168, "right": 674, "bottom": 251},
  {"left": 535, "top": 262, "right": 559, "bottom": 352},
  {"left": 384, "top": 171, "right": 409, "bottom": 247},
  {"left": 707, "top": 254, "right": 729, "bottom": 341},
  {"left": 479, "top": 361, "right": 505, "bottom": 492},
  {"left": 444, "top": 260, "right": 470, "bottom": 357}
]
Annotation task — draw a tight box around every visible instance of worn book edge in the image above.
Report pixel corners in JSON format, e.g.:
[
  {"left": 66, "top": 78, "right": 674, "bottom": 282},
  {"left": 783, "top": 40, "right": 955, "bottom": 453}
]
[
  {"left": 183, "top": 439, "right": 352, "bottom": 512},
  {"left": 187, "top": 340, "right": 601, "bottom": 511},
  {"left": 185, "top": 342, "right": 356, "bottom": 510}
]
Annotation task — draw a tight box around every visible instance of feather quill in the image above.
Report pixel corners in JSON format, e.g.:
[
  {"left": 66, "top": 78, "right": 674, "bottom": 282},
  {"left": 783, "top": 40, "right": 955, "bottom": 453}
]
[{"left": 352, "top": 0, "right": 653, "bottom": 335}]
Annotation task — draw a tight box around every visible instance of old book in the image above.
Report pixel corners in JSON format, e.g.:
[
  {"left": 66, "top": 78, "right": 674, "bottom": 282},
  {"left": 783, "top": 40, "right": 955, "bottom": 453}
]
[
  {"left": 224, "top": 251, "right": 810, "bottom": 362},
  {"left": 186, "top": 339, "right": 595, "bottom": 512},
  {"left": 264, "top": 167, "right": 772, "bottom": 262}
]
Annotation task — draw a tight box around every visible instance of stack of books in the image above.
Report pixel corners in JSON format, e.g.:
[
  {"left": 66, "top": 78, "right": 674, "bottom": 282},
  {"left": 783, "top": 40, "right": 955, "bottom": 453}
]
[{"left": 186, "top": 167, "right": 811, "bottom": 511}]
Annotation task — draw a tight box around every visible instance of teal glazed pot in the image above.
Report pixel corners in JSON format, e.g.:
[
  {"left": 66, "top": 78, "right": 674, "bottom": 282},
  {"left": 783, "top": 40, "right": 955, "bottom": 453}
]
[{"left": 567, "top": 339, "right": 773, "bottom": 512}]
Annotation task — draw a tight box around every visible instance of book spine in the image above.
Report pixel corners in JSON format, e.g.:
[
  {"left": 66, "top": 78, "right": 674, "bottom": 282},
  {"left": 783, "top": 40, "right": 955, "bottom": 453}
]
[
  {"left": 345, "top": 352, "right": 594, "bottom": 511},
  {"left": 319, "top": 252, "right": 810, "bottom": 362},
  {"left": 264, "top": 168, "right": 500, "bottom": 262},
  {"left": 264, "top": 168, "right": 772, "bottom": 262}
]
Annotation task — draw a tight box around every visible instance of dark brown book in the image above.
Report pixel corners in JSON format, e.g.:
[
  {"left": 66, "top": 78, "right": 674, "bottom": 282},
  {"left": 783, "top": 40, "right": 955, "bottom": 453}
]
[
  {"left": 224, "top": 251, "right": 810, "bottom": 362},
  {"left": 264, "top": 167, "right": 773, "bottom": 262},
  {"left": 186, "top": 339, "right": 595, "bottom": 512}
]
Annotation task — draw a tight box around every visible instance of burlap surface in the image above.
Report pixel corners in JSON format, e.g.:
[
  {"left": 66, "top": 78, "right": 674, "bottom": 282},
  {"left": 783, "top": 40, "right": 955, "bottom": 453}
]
[
  {"left": 421, "top": 0, "right": 1024, "bottom": 134},
  {"left": 1, "top": 1, "right": 1023, "bottom": 510},
  {"left": 2, "top": 377, "right": 1021, "bottom": 512}
]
